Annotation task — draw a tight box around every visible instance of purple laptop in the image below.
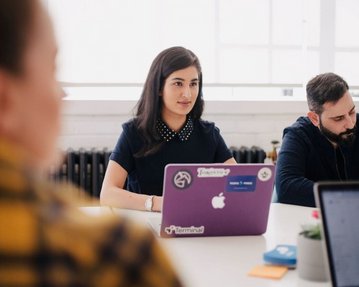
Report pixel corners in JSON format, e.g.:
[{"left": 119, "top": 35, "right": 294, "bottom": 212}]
[{"left": 155, "top": 163, "right": 275, "bottom": 238}]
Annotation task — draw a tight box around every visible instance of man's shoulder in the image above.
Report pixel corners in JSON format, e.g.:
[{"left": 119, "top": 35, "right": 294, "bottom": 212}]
[
  {"left": 41, "top": 200, "right": 157, "bottom": 269},
  {"left": 1, "top": 179, "right": 159, "bottom": 285},
  {"left": 44, "top": 204, "right": 181, "bottom": 286},
  {"left": 283, "top": 116, "right": 315, "bottom": 138},
  {"left": 33, "top": 184, "right": 154, "bottom": 258}
]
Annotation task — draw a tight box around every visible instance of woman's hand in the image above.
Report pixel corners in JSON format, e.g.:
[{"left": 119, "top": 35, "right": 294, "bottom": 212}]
[{"left": 152, "top": 196, "right": 163, "bottom": 212}]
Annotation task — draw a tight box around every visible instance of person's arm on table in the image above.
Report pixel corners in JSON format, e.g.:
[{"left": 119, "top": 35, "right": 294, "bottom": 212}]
[{"left": 100, "top": 160, "right": 162, "bottom": 212}]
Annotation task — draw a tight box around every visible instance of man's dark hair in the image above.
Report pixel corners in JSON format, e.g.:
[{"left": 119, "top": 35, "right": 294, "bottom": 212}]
[
  {"left": 135, "top": 46, "right": 204, "bottom": 157},
  {"left": 0, "top": 0, "right": 34, "bottom": 74},
  {"left": 306, "top": 72, "right": 349, "bottom": 114}
]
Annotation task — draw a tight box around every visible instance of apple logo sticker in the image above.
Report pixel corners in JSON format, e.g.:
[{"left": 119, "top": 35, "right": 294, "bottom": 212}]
[{"left": 211, "top": 192, "right": 226, "bottom": 209}]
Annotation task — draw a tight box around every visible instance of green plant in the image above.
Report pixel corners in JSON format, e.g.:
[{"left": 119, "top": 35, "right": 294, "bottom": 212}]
[{"left": 300, "top": 224, "right": 322, "bottom": 240}]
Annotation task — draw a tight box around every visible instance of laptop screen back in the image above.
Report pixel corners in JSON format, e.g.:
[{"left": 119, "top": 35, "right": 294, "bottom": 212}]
[{"left": 316, "top": 183, "right": 359, "bottom": 287}]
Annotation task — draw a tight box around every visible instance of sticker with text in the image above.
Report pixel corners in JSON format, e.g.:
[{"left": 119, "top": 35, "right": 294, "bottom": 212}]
[
  {"left": 197, "top": 168, "right": 230, "bottom": 178},
  {"left": 226, "top": 175, "right": 257, "bottom": 192},
  {"left": 164, "top": 225, "right": 205, "bottom": 235}
]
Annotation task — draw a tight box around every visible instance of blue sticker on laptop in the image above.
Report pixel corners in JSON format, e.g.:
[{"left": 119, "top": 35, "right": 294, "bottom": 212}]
[{"left": 226, "top": 175, "right": 257, "bottom": 192}]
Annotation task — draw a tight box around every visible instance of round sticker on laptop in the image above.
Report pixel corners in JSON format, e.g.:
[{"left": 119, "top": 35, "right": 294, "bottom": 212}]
[
  {"left": 173, "top": 170, "right": 192, "bottom": 189},
  {"left": 258, "top": 167, "right": 272, "bottom": 182}
]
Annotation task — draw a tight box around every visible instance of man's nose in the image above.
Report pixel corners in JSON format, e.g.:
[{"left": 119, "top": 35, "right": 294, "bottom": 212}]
[{"left": 345, "top": 114, "right": 355, "bottom": 130}]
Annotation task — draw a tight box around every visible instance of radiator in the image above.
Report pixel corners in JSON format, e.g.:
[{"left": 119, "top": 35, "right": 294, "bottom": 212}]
[
  {"left": 49, "top": 148, "right": 112, "bottom": 198},
  {"left": 49, "top": 146, "right": 266, "bottom": 197},
  {"left": 229, "top": 146, "right": 266, "bottom": 163}
]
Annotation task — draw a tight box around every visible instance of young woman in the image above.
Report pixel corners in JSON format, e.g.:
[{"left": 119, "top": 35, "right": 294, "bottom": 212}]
[{"left": 100, "top": 47, "right": 236, "bottom": 211}]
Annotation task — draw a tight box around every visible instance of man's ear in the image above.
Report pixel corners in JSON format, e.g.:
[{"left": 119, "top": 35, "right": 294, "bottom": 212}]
[{"left": 307, "top": 111, "right": 320, "bottom": 127}]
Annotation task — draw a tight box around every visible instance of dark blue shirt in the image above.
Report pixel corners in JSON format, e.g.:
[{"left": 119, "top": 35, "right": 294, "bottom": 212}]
[
  {"left": 276, "top": 115, "right": 359, "bottom": 207},
  {"left": 110, "top": 119, "right": 233, "bottom": 196}
]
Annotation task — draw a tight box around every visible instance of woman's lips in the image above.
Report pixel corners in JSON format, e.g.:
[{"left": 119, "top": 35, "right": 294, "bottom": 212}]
[{"left": 177, "top": 101, "right": 191, "bottom": 106}]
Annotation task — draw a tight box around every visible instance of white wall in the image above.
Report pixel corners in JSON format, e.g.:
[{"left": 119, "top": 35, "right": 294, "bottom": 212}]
[{"left": 59, "top": 99, "right": 309, "bottom": 154}]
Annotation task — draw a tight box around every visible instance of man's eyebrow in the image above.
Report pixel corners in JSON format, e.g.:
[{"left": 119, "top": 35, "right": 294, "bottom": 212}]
[{"left": 329, "top": 105, "right": 356, "bottom": 119}]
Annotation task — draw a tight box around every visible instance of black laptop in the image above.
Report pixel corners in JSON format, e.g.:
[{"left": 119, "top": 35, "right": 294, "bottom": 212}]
[{"left": 314, "top": 182, "right": 359, "bottom": 287}]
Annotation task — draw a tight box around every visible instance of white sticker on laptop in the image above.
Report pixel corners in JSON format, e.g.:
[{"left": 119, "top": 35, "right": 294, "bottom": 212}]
[
  {"left": 211, "top": 193, "right": 226, "bottom": 209},
  {"left": 164, "top": 225, "right": 205, "bottom": 235},
  {"left": 258, "top": 167, "right": 272, "bottom": 182},
  {"left": 173, "top": 170, "right": 192, "bottom": 189},
  {"left": 197, "top": 168, "right": 230, "bottom": 178}
]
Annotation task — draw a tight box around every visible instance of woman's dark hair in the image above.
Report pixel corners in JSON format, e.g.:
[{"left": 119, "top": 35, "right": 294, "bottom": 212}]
[
  {"left": 135, "top": 46, "right": 204, "bottom": 157},
  {"left": 306, "top": 72, "right": 349, "bottom": 114},
  {"left": 0, "top": 0, "right": 35, "bottom": 74}
]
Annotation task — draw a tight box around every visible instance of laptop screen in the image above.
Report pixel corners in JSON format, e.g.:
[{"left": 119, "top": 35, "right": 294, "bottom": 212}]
[{"left": 316, "top": 183, "right": 359, "bottom": 287}]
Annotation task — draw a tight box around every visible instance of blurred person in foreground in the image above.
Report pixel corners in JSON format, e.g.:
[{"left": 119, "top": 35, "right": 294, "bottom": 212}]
[{"left": 0, "top": 0, "right": 182, "bottom": 286}]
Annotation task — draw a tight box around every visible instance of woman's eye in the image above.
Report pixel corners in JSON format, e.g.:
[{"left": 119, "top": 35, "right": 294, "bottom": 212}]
[
  {"left": 173, "top": 82, "right": 183, "bottom": 87},
  {"left": 190, "top": 82, "right": 198, "bottom": 87}
]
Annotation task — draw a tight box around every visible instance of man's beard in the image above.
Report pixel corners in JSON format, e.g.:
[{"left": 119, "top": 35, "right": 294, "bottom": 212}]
[{"left": 319, "top": 119, "right": 357, "bottom": 146}]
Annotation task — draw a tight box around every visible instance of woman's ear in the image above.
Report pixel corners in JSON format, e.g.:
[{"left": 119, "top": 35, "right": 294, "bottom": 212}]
[{"left": 307, "top": 111, "right": 320, "bottom": 127}]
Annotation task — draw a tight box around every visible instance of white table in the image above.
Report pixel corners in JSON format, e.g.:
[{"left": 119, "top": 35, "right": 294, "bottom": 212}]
[{"left": 81, "top": 203, "right": 331, "bottom": 287}]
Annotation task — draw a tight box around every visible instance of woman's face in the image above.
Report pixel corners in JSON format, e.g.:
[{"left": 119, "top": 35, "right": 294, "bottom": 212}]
[
  {"left": 0, "top": 2, "right": 61, "bottom": 169},
  {"left": 161, "top": 65, "right": 200, "bottom": 119}
]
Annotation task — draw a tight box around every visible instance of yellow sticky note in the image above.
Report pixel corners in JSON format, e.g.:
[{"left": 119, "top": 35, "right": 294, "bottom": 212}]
[{"left": 248, "top": 265, "right": 288, "bottom": 279}]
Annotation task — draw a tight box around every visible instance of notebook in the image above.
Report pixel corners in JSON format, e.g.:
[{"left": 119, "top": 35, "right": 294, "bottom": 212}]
[
  {"left": 314, "top": 182, "right": 359, "bottom": 287},
  {"left": 149, "top": 163, "right": 275, "bottom": 237}
]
